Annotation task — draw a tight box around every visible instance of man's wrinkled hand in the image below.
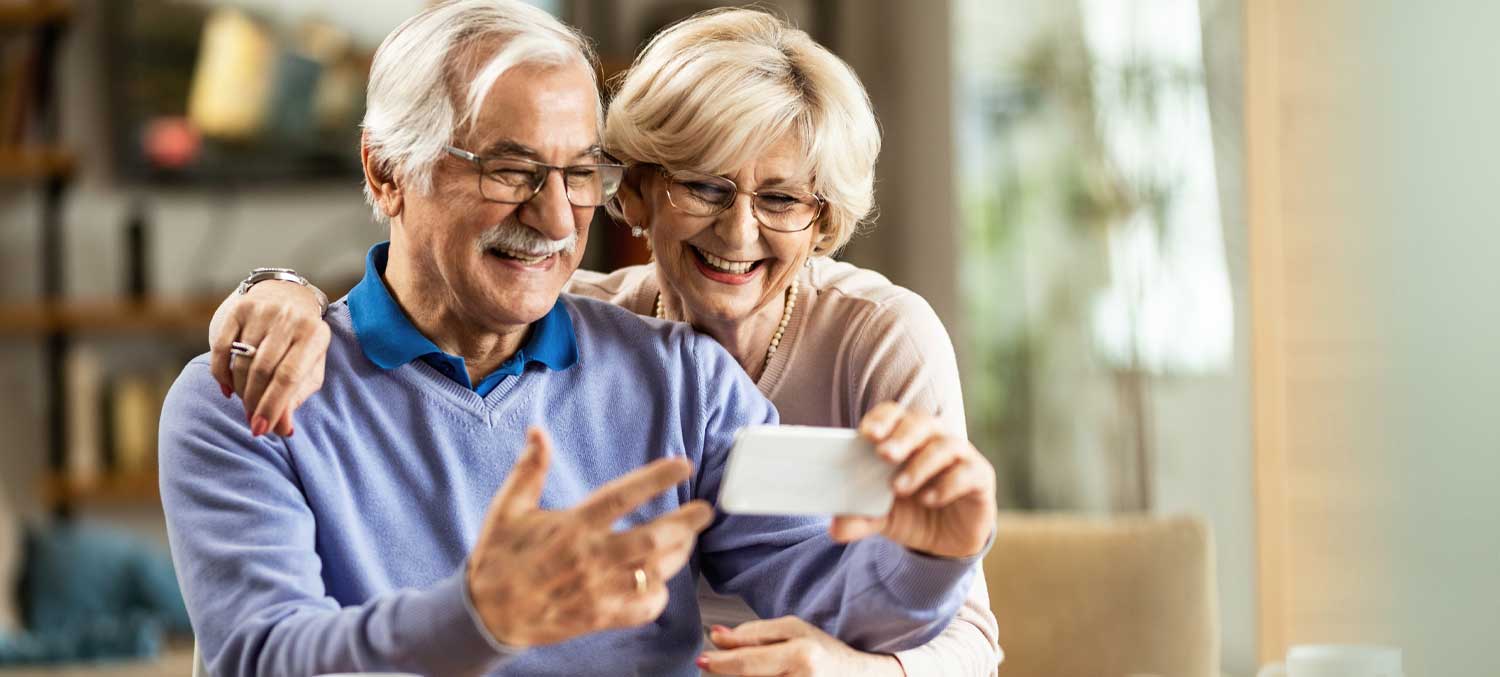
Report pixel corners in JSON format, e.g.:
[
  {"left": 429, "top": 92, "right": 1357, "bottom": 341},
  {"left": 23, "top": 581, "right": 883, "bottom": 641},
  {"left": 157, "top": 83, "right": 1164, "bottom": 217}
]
[{"left": 467, "top": 427, "right": 714, "bottom": 647}]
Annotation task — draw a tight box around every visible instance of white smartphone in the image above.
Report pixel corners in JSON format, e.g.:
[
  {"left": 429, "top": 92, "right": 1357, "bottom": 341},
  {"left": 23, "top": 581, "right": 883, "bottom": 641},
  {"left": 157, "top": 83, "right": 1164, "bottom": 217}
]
[{"left": 718, "top": 425, "right": 894, "bottom": 517}]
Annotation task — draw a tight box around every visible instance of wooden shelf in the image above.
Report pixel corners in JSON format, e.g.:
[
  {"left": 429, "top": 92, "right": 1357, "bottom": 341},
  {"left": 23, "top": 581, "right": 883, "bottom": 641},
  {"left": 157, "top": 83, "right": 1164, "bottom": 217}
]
[
  {"left": 0, "top": 1, "right": 72, "bottom": 28},
  {"left": 45, "top": 470, "right": 159, "bottom": 506},
  {"left": 0, "top": 297, "right": 221, "bottom": 335},
  {"left": 0, "top": 147, "right": 74, "bottom": 180}
]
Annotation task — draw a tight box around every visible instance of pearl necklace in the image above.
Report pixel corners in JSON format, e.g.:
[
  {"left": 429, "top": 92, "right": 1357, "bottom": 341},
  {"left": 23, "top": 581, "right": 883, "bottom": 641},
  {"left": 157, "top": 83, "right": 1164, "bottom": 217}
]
[{"left": 654, "top": 276, "right": 800, "bottom": 374}]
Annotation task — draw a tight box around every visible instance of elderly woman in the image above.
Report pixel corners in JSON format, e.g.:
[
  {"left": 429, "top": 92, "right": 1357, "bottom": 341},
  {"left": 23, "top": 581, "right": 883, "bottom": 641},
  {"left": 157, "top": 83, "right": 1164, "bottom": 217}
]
[{"left": 210, "top": 8, "right": 999, "bottom": 676}]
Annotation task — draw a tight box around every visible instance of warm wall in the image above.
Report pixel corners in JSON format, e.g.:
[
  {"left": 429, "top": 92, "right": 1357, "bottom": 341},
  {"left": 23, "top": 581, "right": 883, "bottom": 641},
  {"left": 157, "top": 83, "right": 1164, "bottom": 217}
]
[{"left": 1248, "top": 1, "right": 1500, "bottom": 674}]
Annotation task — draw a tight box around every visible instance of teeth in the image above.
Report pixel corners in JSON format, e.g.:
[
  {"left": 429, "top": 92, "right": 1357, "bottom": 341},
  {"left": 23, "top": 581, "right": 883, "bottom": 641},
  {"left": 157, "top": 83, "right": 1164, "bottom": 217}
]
[
  {"left": 698, "top": 248, "right": 755, "bottom": 274},
  {"left": 491, "top": 248, "right": 551, "bottom": 265}
]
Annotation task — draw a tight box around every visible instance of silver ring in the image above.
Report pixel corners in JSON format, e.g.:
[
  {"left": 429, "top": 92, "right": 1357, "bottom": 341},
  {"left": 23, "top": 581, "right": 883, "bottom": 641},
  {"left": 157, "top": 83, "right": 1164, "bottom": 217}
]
[
  {"left": 230, "top": 341, "right": 258, "bottom": 360},
  {"left": 633, "top": 568, "right": 647, "bottom": 595}
]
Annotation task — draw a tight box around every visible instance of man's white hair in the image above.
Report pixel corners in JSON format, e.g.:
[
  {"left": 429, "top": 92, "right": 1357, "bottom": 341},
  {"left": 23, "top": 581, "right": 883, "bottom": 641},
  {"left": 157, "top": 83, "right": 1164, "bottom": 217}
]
[{"left": 362, "top": 0, "right": 599, "bottom": 221}]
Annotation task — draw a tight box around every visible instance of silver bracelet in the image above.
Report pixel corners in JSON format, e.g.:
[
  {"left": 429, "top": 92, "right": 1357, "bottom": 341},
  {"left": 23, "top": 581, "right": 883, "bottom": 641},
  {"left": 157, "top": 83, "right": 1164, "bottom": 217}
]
[{"left": 237, "top": 267, "right": 329, "bottom": 317}]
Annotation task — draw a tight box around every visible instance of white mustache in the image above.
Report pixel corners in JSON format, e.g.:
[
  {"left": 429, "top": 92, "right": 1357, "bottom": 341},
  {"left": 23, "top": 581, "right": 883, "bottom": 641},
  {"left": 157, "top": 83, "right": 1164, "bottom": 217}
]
[{"left": 477, "top": 221, "right": 577, "bottom": 258}]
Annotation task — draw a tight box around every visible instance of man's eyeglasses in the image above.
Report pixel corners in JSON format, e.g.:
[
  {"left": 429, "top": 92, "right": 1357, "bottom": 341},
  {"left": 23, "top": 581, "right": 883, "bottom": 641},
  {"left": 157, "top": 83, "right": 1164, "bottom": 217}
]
[
  {"left": 445, "top": 145, "right": 626, "bottom": 208},
  {"left": 656, "top": 166, "right": 825, "bottom": 233}
]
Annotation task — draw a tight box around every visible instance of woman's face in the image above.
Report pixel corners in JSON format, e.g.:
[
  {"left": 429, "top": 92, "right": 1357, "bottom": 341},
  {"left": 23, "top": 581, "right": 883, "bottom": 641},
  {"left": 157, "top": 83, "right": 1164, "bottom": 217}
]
[{"left": 635, "top": 137, "right": 822, "bottom": 324}]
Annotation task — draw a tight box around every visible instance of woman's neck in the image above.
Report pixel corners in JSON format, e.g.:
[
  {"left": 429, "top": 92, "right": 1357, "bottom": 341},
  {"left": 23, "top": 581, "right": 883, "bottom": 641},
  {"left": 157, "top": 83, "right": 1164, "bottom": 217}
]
[{"left": 660, "top": 285, "right": 786, "bottom": 381}]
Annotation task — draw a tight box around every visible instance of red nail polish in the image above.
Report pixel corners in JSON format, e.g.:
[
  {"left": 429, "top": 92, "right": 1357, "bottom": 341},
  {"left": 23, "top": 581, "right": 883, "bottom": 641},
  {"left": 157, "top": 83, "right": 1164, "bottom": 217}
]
[
  {"left": 251, "top": 416, "right": 269, "bottom": 437},
  {"left": 221, "top": 383, "right": 233, "bottom": 398},
  {"left": 695, "top": 656, "right": 710, "bottom": 669},
  {"left": 710, "top": 625, "right": 729, "bottom": 634}
]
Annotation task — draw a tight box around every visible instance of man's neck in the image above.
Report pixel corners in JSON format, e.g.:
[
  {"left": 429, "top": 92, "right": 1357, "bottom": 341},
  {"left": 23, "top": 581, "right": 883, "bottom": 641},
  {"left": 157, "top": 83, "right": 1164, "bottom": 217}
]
[{"left": 384, "top": 247, "right": 529, "bottom": 385}]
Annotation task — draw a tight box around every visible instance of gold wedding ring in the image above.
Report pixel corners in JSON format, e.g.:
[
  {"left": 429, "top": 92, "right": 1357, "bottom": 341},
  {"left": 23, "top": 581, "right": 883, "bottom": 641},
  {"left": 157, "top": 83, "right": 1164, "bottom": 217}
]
[{"left": 633, "top": 568, "right": 648, "bottom": 595}]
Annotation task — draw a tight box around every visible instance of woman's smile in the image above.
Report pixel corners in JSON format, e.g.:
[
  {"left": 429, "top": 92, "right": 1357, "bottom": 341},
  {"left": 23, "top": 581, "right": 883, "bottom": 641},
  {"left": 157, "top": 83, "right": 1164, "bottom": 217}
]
[{"left": 689, "top": 244, "right": 767, "bottom": 285}]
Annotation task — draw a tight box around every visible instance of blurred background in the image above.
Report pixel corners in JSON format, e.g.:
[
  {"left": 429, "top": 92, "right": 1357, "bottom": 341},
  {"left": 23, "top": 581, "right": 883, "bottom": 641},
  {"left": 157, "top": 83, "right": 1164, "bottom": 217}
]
[{"left": 0, "top": 0, "right": 1495, "bottom": 675}]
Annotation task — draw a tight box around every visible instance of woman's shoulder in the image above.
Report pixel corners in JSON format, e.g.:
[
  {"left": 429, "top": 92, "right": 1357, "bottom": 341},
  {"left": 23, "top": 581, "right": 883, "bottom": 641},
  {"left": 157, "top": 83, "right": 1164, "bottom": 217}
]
[
  {"left": 804, "top": 259, "right": 945, "bottom": 335},
  {"left": 566, "top": 263, "right": 656, "bottom": 313}
]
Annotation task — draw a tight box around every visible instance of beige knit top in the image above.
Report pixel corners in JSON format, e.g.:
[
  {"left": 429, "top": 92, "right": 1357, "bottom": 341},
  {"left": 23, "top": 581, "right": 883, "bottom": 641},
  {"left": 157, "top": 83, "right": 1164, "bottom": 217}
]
[{"left": 567, "top": 258, "right": 1000, "bottom": 676}]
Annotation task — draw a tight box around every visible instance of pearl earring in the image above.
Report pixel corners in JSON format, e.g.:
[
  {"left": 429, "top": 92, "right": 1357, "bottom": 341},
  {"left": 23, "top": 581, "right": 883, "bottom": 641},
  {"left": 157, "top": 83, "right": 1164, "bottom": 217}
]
[{"left": 631, "top": 226, "right": 645, "bottom": 238}]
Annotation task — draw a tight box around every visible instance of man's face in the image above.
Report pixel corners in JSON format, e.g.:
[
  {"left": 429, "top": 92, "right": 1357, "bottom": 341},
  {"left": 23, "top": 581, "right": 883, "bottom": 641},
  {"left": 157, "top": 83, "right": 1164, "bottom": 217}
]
[{"left": 396, "top": 60, "right": 600, "bottom": 330}]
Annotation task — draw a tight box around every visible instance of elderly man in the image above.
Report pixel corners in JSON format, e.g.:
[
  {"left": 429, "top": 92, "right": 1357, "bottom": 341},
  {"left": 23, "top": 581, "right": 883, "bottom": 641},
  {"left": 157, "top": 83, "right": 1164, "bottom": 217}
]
[{"left": 159, "top": 2, "right": 994, "bottom": 676}]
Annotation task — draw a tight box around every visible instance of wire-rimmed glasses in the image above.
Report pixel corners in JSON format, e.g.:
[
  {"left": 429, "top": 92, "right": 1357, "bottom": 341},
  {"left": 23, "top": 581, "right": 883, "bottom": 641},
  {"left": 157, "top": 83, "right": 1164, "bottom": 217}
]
[
  {"left": 445, "top": 145, "right": 625, "bottom": 208},
  {"left": 655, "top": 166, "right": 825, "bottom": 233}
]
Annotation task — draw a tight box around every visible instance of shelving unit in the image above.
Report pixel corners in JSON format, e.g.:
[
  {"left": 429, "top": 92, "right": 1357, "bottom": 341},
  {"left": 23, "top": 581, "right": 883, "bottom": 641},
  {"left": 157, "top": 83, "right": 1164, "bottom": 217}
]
[
  {"left": 0, "top": 0, "right": 71, "bottom": 28},
  {"left": 1, "top": 1, "right": 73, "bottom": 511},
  {"left": 0, "top": 146, "right": 72, "bottom": 178},
  {"left": 3, "top": 2, "right": 200, "bottom": 510},
  {"left": 0, "top": 297, "right": 220, "bottom": 335},
  {"left": 44, "top": 470, "right": 159, "bottom": 506}
]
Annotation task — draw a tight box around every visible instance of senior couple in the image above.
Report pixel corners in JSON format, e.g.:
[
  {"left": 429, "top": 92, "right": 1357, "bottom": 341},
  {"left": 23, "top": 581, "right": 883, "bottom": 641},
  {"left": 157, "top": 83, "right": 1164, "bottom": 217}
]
[{"left": 161, "top": 1, "right": 1001, "bottom": 675}]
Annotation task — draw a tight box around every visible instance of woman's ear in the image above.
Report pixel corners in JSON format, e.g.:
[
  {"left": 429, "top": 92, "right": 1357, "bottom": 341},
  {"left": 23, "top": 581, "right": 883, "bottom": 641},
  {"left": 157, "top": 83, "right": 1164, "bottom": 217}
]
[
  {"left": 810, "top": 215, "right": 835, "bottom": 256},
  {"left": 614, "top": 167, "right": 650, "bottom": 230},
  {"left": 361, "top": 133, "right": 403, "bottom": 219}
]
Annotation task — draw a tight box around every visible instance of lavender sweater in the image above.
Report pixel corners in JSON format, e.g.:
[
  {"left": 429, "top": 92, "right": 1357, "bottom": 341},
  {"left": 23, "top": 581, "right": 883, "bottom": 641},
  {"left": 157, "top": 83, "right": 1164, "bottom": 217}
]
[{"left": 159, "top": 294, "right": 978, "bottom": 677}]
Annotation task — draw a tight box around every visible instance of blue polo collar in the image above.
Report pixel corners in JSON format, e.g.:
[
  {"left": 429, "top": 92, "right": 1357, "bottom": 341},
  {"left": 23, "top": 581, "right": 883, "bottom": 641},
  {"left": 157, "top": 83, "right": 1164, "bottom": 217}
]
[{"left": 348, "top": 242, "right": 578, "bottom": 395}]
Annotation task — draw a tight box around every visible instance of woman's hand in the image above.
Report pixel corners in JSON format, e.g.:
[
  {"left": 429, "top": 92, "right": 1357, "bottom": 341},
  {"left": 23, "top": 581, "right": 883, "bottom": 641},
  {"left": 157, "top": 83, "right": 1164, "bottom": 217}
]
[
  {"left": 697, "top": 617, "right": 905, "bottom": 677},
  {"left": 832, "top": 402, "right": 997, "bottom": 559},
  {"left": 208, "top": 280, "right": 330, "bottom": 437}
]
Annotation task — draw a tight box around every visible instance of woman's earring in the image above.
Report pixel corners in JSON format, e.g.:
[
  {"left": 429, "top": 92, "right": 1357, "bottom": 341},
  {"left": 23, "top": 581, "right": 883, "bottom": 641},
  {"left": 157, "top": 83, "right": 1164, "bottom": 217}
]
[
  {"left": 631, "top": 226, "right": 645, "bottom": 238},
  {"left": 804, "top": 256, "right": 814, "bottom": 268}
]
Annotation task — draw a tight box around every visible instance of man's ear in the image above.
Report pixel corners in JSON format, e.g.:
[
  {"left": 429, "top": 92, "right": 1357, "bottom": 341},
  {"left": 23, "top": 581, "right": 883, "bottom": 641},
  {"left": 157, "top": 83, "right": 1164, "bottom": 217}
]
[{"left": 361, "top": 132, "right": 403, "bottom": 219}]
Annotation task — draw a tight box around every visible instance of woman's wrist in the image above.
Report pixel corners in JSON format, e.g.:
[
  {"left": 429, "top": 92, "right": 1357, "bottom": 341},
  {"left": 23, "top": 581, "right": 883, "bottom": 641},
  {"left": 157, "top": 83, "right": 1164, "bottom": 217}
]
[{"left": 236, "top": 267, "right": 329, "bottom": 316}]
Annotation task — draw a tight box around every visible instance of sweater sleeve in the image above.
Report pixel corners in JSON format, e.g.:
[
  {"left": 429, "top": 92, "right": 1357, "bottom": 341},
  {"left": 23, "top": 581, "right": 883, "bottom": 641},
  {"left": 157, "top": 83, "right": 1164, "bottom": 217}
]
[
  {"left": 684, "top": 336, "right": 981, "bottom": 654},
  {"left": 158, "top": 359, "right": 514, "bottom": 677},
  {"left": 847, "top": 293, "right": 1003, "bottom": 675}
]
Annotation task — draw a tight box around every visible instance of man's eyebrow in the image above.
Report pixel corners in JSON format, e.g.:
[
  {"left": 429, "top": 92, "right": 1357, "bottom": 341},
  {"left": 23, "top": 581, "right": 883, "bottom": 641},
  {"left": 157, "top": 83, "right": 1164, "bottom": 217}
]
[
  {"left": 479, "top": 140, "right": 607, "bottom": 162},
  {"left": 480, "top": 140, "right": 540, "bottom": 159}
]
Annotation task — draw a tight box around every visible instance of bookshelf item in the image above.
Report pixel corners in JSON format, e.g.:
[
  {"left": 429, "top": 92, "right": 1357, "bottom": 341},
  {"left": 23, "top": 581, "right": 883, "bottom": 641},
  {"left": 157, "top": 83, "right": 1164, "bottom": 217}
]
[
  {"left": 109, "top": 373, "right": 158, "bottom": 475},
  {"left": 63, "top": 345, "right": 103, "bottom": 487}
]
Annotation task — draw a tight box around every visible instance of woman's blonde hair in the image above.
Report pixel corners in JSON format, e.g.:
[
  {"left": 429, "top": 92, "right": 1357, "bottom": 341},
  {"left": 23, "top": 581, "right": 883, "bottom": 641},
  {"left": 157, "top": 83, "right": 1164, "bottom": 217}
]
[{"left": 605, "top": 8, "right": 880, "bottom": 255}]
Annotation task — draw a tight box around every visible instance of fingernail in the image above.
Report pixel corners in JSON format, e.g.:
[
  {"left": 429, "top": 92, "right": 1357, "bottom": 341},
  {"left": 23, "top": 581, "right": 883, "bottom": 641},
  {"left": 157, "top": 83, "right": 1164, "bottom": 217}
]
[
  {"left": 695, "top": 655, "right": 711, "bottom": 669},
  {"left": 895, "top": 474, "right": 912, "bottom": 492},
  {"left": 924, "top": 490, "right": 939, "bottom": 506},
  {"left": 710, "top": 624, "right": 729, "bottom": 635},
  {"left": 286, "top": 424, "right": 295, "bottom": 438},
  {"left": 220, "top": 383, "right": 232, "bottom": 398},
  {"left": 251, "top": 416, "right": 269, "bottom": 437}
]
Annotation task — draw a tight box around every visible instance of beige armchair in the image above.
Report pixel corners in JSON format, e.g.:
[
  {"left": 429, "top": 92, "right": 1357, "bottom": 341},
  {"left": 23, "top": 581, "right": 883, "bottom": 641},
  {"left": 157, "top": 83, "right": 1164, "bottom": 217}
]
[{"left": 985, "top": 513, "right": 1220, "bottom": 677}]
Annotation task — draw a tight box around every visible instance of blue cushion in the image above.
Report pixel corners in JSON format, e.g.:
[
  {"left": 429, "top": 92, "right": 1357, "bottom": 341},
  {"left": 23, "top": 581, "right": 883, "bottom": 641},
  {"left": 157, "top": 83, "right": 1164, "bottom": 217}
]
[{"left": 0, "top": 521, "right": 190, "bottom": 664}]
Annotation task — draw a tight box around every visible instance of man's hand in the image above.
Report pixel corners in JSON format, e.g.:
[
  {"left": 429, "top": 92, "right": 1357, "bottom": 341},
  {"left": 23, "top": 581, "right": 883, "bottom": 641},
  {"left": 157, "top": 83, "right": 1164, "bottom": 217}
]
[
  {"left": 209, "top": 279, "right": 329, "bottom": 438},
  {"left": 467, "top": 427, "right": 715, "bottom": 647},
  {"left": 697, "top": 616, "right": 905, "bottom": 677},
  {"left": 829, "top": 403, "right": 997, "bottom": 559}
]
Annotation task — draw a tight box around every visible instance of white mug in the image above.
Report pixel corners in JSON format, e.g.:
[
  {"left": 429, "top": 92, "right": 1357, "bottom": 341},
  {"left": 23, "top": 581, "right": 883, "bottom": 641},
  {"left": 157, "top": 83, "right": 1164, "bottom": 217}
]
[{"left": 1257, "top": 644, "right": 1403, "bottom": 677}]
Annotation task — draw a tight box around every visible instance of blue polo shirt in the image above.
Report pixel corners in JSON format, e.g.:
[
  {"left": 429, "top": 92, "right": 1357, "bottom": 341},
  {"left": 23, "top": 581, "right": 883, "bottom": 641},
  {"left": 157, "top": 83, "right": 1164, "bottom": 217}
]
[{"left": 346, "top": 242, "right": 578, "bottom": 395}]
